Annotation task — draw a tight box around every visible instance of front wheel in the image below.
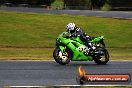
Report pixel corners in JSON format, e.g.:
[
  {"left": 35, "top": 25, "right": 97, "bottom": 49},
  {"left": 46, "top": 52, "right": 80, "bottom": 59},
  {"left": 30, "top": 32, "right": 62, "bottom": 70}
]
[
  {"left": 53, "top": 47, "right": 71, "bottom": 65},
  {"left": 93, "top": 47, "right": 109, "bottom": 65}
]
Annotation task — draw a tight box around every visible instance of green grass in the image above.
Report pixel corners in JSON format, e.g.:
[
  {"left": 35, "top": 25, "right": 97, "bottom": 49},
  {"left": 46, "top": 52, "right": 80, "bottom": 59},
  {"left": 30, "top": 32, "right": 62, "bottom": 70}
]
[
  {"left": 0, "top": 11, "right": 132, "bottom": 48},
  {"left": 0, "top": 48, "right": 131, "bottom": 60},
  {"left": 0, "top": 48, "right": 53, "bottom": 60},
  {"left": 0, "top": 11, "right": 132, "bottom": 60},
  {"left": 108, "top": 48, "right": 132, "bottom": 60}
]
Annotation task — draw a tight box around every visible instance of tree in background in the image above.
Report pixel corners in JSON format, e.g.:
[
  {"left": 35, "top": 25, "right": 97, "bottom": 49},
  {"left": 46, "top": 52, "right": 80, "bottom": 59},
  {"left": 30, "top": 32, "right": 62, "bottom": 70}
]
[
  {"left": 44, "top": 0, "right": 55, "bottom": 9},
  {"left": 28, "top": 0, "right": 52, "bottom": 6},
  {"left": 91, "top": 0, "right": 106, "bottom": 9},
  {"left": 64, "top": 0, "right": 92, "bottom": 10},
  {"left": 64, "top": 0, "right": 107, "bottom": 10},
  {"left": 1, "top": 0, "right": 55, "bottom": 8},
  {"left": 0, "top": 0, "right": 4, "bottom": 4},
  {"left": 1, "top": 0, "right": 132, "bottom": 10},
  {"left": 51, "top": 0, "right": 64, "bottom": 9},
  {"left": 12, "top": 0, "right": 22, "bottom": 4}
]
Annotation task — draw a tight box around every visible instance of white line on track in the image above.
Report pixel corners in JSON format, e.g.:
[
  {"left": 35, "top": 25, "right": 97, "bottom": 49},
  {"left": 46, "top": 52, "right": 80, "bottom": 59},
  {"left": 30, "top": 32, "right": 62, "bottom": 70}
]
[
  {"left": 54, "top": 85, "right": 132, "bottom": 86},
  {"left": 111, "top": 60, "right": 132, "bottom": 61},
  {"left": 9, "top": 85, "right": 132, "bottom": 87},
  {"left": 3, "top": 60, "right": 132, "bottom": 61}
]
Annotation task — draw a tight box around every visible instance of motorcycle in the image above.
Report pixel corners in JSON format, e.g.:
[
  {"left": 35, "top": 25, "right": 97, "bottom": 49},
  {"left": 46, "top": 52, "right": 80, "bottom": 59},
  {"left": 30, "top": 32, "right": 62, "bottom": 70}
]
[{"left": 53, "top": 32, "right": 109, "bottom": 65}]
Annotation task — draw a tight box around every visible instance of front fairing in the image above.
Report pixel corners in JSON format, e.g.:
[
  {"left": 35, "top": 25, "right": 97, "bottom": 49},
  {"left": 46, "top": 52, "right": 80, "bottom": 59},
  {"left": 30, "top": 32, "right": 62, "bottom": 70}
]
[
  {"left": 55, "top": 32, "right": 93, "bottom": 61},
  {"left": 56, "top": 32, "right": 69, "bottom": 45},
  {"left": 56, "top": 32, "right": 68, "bottom": 41}
]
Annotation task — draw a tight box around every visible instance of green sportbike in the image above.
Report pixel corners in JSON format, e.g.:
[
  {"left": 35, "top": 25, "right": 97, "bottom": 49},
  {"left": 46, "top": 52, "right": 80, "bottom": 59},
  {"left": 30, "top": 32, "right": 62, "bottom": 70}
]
[{"left": 53, "top": 32, "right": 109, "bottom": 65}]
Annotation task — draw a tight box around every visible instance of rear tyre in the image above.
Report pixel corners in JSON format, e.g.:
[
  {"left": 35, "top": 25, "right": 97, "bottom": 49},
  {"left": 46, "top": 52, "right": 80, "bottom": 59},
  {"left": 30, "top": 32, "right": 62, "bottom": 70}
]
[
  {"left": 53, "top": 47, "right": 71, "bottom": 65},
  {"left": 93, "top": 47, "right": 109, "bottom": 65}
]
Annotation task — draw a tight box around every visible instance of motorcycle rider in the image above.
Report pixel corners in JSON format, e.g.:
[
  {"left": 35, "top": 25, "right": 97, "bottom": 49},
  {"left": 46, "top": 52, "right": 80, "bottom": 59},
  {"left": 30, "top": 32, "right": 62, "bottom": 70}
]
[{"left": 66, "top": 23, "right": 96, "bottom": 55}]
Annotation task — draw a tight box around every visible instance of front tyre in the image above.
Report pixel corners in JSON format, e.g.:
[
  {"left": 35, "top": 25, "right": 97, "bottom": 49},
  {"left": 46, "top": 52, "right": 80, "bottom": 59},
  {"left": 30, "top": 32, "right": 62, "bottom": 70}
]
[
  {"left": 53, "top": 47, "right": 71, "bottom": 65},
  {"left": 93, "top": 47, "right": 109, "bottom": 65}
]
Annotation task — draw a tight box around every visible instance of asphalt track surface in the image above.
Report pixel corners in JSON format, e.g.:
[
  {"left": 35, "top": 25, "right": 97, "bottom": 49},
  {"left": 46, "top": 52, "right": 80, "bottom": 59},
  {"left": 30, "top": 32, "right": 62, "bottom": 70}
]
[
  {"left": 0, "top": 61, "right": 132, "bottom": 87},
  {"left": 0, "top": 7, "right": 132, "bottom": 19}
]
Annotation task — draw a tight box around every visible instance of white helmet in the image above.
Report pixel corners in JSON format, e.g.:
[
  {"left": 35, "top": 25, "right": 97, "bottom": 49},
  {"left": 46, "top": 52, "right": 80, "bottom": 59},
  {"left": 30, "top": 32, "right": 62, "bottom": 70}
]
[{"left": 66, "top": 23, "right": 76, "bottom": 33}]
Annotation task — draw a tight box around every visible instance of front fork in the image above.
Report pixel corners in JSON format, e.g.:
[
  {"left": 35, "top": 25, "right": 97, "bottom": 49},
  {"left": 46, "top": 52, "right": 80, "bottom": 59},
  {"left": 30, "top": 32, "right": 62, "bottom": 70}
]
[
  {"left": 59, "top": 46, "right": 65, "bottom": 52},
  {"left": 59, "top": 46, "right": 67, "bottom": 56},
  {"left": 58, "top": 44, "right": 81, "bottom": 60}
]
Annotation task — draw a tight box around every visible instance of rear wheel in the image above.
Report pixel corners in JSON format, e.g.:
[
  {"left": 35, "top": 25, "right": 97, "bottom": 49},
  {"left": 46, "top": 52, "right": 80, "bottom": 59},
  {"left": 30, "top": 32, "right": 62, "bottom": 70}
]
[
  {"left": 53, "top": 47, "right": 71, "bottom": 65},
  {"left": 93, "top": 47, "right": 109, "bottom": 65}
]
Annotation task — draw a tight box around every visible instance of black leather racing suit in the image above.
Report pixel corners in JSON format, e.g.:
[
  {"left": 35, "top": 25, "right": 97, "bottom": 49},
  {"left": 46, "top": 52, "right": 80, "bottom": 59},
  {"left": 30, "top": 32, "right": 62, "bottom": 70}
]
[{"left": 69, "top": 27, "right": 93, "bottom": 48}]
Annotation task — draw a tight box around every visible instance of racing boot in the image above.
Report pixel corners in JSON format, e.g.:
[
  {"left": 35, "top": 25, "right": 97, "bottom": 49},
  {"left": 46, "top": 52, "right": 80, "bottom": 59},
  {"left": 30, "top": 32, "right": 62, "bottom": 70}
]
[{"left": 84, "top": 42, "right": 96, "bottom": 56}]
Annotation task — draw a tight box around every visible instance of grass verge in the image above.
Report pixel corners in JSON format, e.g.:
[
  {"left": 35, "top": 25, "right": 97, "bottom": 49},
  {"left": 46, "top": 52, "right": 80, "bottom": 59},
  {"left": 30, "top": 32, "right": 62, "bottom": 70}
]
[
  {"left": 0, "top": 11, "right": 131, "bottom": 60},
  {"left": 0, "top": 48, "right": 131, "bottom": 60},
  {"left": 0, "top": 11, "right": 132, "bottom": 48}
]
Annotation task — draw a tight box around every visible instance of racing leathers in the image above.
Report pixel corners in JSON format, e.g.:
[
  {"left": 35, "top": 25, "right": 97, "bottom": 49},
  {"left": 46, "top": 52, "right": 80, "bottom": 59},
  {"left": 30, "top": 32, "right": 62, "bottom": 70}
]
[{"left": 69, "top": 27, "right": 96, "bottom": 55}]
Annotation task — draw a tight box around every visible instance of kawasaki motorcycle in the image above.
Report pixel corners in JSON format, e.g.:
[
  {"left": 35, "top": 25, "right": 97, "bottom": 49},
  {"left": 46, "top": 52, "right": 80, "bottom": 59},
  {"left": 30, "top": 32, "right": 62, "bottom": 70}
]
[{"left": 53, "top": 32, "right": 109, "bottom": 65}]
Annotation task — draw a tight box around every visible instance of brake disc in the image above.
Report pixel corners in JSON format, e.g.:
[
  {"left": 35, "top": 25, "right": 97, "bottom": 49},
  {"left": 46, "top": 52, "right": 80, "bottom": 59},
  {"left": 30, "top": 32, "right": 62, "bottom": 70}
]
[{"left": 58, "top": 51, "right": 68, "bottom": 62}]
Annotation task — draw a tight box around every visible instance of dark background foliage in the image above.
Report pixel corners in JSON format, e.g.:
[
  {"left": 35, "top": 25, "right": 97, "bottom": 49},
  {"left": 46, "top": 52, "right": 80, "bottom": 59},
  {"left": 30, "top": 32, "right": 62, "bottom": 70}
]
[{"left": 0, "top": 0, "right": 132, "bottom": 10}]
